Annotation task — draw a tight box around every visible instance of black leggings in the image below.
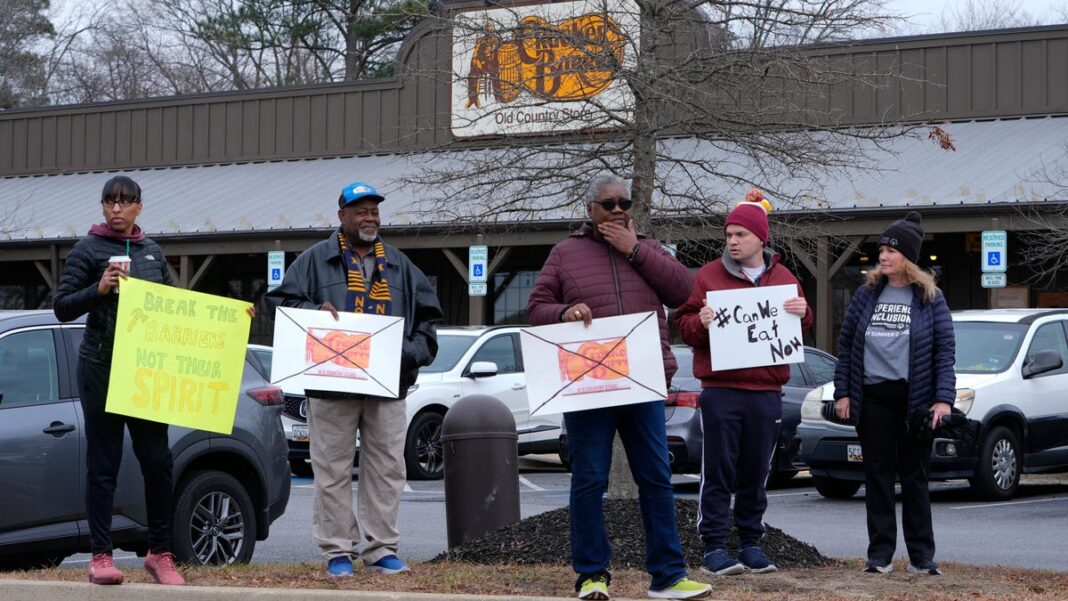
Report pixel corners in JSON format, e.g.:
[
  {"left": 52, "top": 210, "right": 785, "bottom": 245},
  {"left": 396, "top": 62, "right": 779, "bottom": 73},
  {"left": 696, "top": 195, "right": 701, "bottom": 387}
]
[
  {"left": 78, "top": 359, "right": 174, "bottom": 554},
  {"left": 857, "top": 380, "right": 935, "bottom": 565}
]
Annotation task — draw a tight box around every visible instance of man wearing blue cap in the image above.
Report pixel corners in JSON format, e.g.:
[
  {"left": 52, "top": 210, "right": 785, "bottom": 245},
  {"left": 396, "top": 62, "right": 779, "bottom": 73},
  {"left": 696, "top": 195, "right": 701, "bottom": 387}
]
[{"left": 267, "top": 182, "right": 442, "bottom": 577}]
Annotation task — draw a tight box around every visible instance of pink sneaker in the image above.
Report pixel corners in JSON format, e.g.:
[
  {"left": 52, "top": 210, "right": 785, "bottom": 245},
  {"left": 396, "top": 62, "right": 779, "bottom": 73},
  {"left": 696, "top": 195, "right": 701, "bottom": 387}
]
[
  {"left": 87, "top": 553, "right": 124, "bottom": 585},
  {"left": 144, "top": 551, "right": 186, "bottom": 586}
]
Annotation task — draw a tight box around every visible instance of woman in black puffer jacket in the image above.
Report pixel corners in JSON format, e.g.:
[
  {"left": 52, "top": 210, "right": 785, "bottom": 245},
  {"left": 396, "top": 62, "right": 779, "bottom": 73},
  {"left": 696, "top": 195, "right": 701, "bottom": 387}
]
[
  {"left": 832, "top": 212, "right": 956, "bottom": 577},
  {"left": 53, "top": 175, "right": 185, "bottom": 586}
]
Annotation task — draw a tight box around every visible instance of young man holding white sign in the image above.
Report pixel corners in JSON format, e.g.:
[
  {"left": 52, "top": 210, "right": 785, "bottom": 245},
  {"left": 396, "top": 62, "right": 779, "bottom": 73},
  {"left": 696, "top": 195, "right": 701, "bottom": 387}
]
[
  {"left": 675, "top": 189, "right": 812, "bottom": 576},
  {"left": 527, "top": 174, "right": 710, "bottom": 600}
]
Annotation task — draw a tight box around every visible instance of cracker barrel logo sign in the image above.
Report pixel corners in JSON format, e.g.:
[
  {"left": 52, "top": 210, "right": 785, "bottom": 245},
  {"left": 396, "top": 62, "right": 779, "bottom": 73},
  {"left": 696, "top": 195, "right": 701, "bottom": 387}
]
[
  {"left": 451, "top": 0, "right": 639, "bottom": 138},
  {"left": 304, "top": 328, "right": 371, "bottom": 379},
  {"left": 557, "top": 337, "right": 632, "bottom": 396}
]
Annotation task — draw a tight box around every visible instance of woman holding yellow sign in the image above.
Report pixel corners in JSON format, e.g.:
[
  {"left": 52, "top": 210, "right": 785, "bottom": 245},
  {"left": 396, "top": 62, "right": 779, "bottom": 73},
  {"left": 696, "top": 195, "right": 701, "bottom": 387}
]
[{"left": 54, "top": 176, "right": 186, "bottom": 586}]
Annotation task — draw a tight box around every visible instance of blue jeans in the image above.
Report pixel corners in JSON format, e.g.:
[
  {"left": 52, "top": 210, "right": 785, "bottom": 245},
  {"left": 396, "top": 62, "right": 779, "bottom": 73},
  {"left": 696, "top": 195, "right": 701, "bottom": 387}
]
[{"left": 564, "top": 400, "right": 687, "bottom": 591}]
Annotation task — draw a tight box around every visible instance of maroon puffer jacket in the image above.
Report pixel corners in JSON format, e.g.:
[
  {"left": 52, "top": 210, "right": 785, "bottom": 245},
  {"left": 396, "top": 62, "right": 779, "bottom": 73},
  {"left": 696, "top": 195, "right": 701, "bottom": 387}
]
[{"left": 526, "top": 222, "right": 695, "bottom": 384}]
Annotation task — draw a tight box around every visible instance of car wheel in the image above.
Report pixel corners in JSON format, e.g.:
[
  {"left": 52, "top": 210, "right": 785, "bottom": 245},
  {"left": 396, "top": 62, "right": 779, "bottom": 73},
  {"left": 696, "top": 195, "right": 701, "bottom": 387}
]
[
  {"left": 970, "top": 425, "right": 1021, "bottom": 501},
  {"left": 405, "top": 411, "right": 444, "bottom": 480},
  {"left": 289, "top": 458, "right": 314, "bottom": 478},
  {"left": 172, "top": 470, "right": 257, "bottom": 566},
  {"left": 766, "top": 448, "right": 798, "bottom": 488},
  {"left": 812, "top": 475, "right": 862, "bottom": 499}
]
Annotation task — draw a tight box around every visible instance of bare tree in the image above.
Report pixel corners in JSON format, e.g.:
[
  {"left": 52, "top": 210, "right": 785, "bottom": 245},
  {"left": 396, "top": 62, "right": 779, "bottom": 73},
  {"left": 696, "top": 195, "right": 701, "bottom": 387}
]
[
  {"left": 393, "top": 0, "right": 937, "bottom": 498},
  {"left": 1013, "top": 151, "right": 1068, "bottom": 288},
  {"left": 936, "top": 0, "right": 1044, "bottom": 33}
]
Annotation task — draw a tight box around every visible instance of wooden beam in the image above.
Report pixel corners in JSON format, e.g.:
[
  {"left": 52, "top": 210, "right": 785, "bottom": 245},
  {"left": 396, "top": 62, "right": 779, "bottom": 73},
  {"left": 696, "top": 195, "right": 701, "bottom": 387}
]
[
  {"left": 188, "top": 256, "right": 216, "bottom": 290},
  {"left": 786, "top": 241, "right": 817, "bottom": 276},
  {"left": 441, "top": 248, "right": 467, "bottom": 280},
  {"left": 488, "top": 246, "right": 512, "bottom": 275},
  {"left": 829, "top": 237, "right": 864, "bottom": 277},
  {"left": 179, "top": 255, "right": 191, "bottom": 288},
  {"left": 33, "top": 261, "right": 54, "bottom": 291}
]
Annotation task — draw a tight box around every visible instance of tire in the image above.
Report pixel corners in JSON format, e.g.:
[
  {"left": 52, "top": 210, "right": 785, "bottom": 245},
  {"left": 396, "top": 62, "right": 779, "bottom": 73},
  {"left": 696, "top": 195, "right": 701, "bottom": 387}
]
[
  {"left": 812, "top": 475, "right": 862, "bottom": 499},
  {"left": 969, "top": 425, "right": 1021, "bottom": 501},
  {"left": 405, "top": 411, "right": 445, "bottom": 480},
  {"left": 172, "top": 470, "right": 257, "bottom": 566},
  {"left": 289, "top": 458, "right": 314, "bottom": 478},
  {"left": 766, "top": 448, "right": 798, "bottom": 488}
]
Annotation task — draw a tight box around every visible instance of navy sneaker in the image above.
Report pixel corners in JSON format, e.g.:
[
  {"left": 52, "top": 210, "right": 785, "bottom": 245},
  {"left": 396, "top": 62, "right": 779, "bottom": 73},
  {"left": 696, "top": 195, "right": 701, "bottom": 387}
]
[
  {"left": 326, "top": 556, "right": 353, "bottom": 577},
  {"left": 738, "top": 546, "right": 778, "bottom": 574},
  {"left": 907, "top": 560, "right": 942, "bottom": 575},
  {"left": 700, "top": 548, "right": 744, "bottom": 576},
  {"left": 863, "top": 559, "right": 893, "bottom": 574},
  {"left": 367, "top": 554, "right": 411, "bottom": 575}
]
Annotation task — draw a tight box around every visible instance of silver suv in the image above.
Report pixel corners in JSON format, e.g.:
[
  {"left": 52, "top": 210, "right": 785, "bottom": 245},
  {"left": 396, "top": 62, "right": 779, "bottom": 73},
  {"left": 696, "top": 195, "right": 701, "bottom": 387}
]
[
  {"left": 0, "top": 311, "right": 290, "bottom": 569},
  {"left": 270, "top": 325, "right": 563, "bottom": 480}
]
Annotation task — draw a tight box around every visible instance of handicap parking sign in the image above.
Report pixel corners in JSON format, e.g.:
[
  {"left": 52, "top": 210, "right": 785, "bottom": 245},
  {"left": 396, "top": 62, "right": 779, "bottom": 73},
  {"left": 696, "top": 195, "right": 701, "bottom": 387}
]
[{"left": 987, "top": 252, "right": 1001, "bottom": 266}]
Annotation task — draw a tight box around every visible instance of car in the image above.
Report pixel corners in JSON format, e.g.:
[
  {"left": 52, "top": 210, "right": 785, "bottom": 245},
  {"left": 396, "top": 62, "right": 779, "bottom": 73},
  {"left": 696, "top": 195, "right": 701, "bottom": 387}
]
[
  {"left": 258, "top": 325, "right": 563, "bottom": 480},
  {"left": 798, "top": 308, "right": 1068, "bottom": 501},
  {"left": 0, "top": 311, "right": 290, "bottom": 569},
  {"left": 558, "top": 344, "right": 838, "bottom": 480}
]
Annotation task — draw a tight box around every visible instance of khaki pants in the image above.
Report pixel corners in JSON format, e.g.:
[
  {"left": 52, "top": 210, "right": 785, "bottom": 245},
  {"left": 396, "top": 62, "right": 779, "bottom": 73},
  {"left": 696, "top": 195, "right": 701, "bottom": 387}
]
[{"left": 306, "top": 396, "right": 407, "bottom": 564}]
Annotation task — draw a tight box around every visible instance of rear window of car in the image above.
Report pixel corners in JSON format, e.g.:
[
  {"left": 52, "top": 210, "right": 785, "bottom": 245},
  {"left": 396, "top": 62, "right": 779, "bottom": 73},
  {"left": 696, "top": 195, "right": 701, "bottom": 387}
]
[
  {"left": 422, "top": 334, "right": 478, "bottom": 373},
  {"left": 954, "top": 322, "right": 1028, "bottom": 373}
]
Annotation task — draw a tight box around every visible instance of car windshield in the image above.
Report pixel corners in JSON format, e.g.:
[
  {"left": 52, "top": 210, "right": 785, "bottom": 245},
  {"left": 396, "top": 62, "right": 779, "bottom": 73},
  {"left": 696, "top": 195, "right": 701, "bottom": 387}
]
[
  {"left": 954, "top": 321, "right": 1028, "bottom": 373},
  {"left": 421, "top": 334, "right": 477, "bottom": 373}
]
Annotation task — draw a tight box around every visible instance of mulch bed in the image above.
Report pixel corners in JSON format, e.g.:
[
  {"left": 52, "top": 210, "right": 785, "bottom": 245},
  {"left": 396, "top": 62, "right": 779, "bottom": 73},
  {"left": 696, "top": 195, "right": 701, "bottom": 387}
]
[{"left": 433, "top": 498, "right": 831, "bottom": 569}]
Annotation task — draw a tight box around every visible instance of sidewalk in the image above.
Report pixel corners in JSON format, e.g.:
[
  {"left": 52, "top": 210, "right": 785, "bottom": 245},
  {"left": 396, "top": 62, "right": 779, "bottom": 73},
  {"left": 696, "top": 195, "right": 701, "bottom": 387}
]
[{"left": 0, "top": 580, "right": 602, "bottom": 601}]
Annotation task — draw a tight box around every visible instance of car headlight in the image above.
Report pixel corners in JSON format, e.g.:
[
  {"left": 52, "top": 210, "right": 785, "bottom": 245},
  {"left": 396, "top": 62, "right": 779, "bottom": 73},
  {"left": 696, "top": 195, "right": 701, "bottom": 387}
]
[
  {"left": 955, "top": 388, "right": 974, "bottom": 415},
  {"left": 800, "top": 385, "right": 826, "bottom": 422}
]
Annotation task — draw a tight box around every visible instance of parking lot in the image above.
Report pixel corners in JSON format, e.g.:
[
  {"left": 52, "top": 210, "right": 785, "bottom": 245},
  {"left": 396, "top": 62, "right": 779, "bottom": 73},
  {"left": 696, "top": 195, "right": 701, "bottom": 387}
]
[{"left": 63, "top": 456, "right": 1068, "bottom": 572}]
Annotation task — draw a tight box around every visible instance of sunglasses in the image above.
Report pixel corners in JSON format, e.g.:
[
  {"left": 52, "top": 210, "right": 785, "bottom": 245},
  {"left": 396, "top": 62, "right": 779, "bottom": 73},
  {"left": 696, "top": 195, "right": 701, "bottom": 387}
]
[{"left": 590, "top": 198, "right": 633, "bottom": 212}]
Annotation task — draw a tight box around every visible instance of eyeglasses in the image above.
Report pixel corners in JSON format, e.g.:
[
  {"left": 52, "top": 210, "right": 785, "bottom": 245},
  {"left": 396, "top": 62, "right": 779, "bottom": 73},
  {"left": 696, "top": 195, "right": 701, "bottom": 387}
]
[
  {"left": 590, "top": 198, "right": 633, "bottom": 212},
  {"left": 100, "top": 197, "right": 140, "bottom": 207}
]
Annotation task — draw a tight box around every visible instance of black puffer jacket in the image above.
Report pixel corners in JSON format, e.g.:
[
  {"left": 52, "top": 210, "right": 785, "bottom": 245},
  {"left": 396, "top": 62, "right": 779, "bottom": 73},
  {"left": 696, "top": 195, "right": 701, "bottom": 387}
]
[{"left": 54, "top": 233, "right": 172, "bottom": 365}]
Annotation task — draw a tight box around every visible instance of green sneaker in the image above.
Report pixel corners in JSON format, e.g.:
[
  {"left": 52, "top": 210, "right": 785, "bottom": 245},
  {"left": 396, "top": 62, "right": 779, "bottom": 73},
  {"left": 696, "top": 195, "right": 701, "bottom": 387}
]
[
  {"left": 647, "top": 577, "right": 713, "bottom": 599},
  {"left": 577, "top": 575, "right": 610, "bottom": 600}
]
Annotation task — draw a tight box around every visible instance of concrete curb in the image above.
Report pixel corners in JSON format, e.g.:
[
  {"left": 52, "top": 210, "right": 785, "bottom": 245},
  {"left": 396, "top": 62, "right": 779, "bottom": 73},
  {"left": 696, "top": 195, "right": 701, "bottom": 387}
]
[{"left": 0, "top": 580, "right": 591, "bottom": 601}]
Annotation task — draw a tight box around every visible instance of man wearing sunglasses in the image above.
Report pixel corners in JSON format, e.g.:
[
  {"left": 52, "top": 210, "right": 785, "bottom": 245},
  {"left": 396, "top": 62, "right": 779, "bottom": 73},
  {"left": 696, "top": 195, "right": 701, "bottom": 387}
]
[{"left": 527, "top": 175, "right": 709, "bottom": 600}]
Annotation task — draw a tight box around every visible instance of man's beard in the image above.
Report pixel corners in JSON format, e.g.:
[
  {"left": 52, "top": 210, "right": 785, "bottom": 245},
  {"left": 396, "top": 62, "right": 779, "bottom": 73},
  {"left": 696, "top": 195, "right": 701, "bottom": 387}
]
[{"left": 357, "top": 228, "right": 378, "bottom": 243}]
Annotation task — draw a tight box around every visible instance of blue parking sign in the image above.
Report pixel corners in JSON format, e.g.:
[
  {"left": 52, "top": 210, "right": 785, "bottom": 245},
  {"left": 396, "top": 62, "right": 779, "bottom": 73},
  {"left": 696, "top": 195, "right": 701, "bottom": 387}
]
[
  {"left": 987, "top": 252, "right": 1001, "bottom": 266},
  {"left": 272, "top": 268, "right": 281, "bottom": 279}
]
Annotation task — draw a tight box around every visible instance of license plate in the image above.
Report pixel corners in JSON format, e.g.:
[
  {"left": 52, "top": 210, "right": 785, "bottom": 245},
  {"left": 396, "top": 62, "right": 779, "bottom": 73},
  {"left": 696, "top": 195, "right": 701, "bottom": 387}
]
[
  {"left": 292, "top": 424, "right": 309, "bottom": 442},
  {"left": 847, "top": 443, "right": 863, "bottom": 463}
]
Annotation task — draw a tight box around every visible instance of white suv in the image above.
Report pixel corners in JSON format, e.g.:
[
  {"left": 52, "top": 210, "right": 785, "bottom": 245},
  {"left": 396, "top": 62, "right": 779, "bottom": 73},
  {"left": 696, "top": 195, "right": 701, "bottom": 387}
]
[
  {"left": 255, "top": 326, "right": 562, "bottom": 480},
  {"left": 799, "top": 309, "right": 1068, "bottom": 501}
]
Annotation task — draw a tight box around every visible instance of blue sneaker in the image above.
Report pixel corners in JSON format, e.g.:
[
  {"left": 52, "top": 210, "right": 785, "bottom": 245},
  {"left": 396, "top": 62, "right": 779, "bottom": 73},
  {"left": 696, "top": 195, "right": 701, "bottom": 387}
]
[
  {"left": 367, "top": 554, "right": 411, "bottom": 575},
  {"left": 326, "top": 556, "right": 353, "bottom": 577},
  {"left": 738, "top": 546, "right": 777, "bottom": 573},
  {"left": 700, "top": 548, "right": 744, "bottom": 576},
  {"left": 907, "top": 560, "right": 942, "bottom": 575}
]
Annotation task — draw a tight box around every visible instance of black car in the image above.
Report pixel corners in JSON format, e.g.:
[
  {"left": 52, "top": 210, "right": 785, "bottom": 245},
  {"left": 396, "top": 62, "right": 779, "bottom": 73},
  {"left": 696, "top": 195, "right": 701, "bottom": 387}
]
[
  {"left": 559, "top": 344, "right": 837, "bottom": 482},
  {"left": 663, "top": 345, "right": 837, "bottom": 482}
]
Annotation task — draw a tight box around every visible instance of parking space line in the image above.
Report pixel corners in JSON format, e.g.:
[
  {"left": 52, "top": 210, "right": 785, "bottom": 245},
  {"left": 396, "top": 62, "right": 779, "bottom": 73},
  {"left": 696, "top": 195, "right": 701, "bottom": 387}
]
[
  {"left": 519, "top": 476, "right": 545, "bottom": 491},
  {"left": 951, "top": 496, "right": 1068, "bottom": 510},
  {"left": 64, "top": 553, "right": 138, "bottom": 565},
  {"left": 404, "top": 483, "right": 413, "bottom": 493},
  {"left": 766, "top": 491, "right": 814, "bottom": 498}
]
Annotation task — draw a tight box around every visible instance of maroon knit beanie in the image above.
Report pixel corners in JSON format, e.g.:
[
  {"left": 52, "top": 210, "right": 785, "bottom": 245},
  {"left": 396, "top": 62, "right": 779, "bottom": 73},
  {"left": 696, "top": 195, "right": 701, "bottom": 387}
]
[{"left": 725, "top": 188, "right": 771, "bottom": 244}]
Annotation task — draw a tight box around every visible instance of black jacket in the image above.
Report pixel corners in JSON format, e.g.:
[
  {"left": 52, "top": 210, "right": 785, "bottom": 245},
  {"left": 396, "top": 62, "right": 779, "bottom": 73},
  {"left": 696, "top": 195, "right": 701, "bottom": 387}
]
[
  {"left": 265, "top": 230, "right": 443, "bottom": 399},
  {"left": 54, "top": 234, "right": 172, "bottom": 365}
]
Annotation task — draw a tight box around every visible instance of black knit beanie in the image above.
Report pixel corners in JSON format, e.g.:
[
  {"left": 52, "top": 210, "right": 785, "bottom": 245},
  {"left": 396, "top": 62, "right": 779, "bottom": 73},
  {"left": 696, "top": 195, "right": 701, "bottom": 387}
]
[{"left": 878, "top": 211, "right": 924, "bottom": 264}]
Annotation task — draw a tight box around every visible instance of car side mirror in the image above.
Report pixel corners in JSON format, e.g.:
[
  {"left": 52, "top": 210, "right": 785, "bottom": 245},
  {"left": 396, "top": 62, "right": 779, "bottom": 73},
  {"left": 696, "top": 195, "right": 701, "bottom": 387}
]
[
  {"left": 1023, "top": 350, "right": 1063, "bottom": 378},
  {"left": 465, "top": 361, "right": 499, "bottom": 378}
]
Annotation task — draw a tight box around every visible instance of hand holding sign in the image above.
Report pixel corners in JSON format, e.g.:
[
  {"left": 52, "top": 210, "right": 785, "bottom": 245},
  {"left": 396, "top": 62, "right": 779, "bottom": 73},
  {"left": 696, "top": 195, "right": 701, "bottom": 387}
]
[{"left": 705, "top": 285, "right": 804, "bottom": 371}]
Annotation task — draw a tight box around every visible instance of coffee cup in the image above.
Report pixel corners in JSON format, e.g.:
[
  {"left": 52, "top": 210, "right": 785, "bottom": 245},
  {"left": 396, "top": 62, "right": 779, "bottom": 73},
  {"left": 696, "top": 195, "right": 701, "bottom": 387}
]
[{"left": 108, "top": 255, "right": 131, "bottom": 293}]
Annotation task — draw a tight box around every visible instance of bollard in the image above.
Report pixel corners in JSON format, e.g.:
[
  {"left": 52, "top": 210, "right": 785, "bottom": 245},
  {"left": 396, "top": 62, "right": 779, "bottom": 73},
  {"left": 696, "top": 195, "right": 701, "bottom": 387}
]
[{"left": 441, "top": 394, "right": 521, "bottom": 548}]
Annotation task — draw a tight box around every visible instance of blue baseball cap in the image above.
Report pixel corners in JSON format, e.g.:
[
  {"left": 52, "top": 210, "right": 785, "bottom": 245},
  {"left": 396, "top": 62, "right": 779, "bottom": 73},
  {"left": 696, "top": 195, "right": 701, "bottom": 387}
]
[{"left": 339, "top": 181, "right": 385, "bottom": 208}]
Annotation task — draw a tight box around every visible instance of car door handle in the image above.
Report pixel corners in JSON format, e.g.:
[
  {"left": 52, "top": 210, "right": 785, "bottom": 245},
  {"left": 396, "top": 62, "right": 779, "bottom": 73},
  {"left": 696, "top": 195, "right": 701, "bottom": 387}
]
[
  {"left": 43, "top": 422, "right": 76, "bottom": 437},
  {"left": 511, "top": 383, "right": 526, "bottom": 391}
]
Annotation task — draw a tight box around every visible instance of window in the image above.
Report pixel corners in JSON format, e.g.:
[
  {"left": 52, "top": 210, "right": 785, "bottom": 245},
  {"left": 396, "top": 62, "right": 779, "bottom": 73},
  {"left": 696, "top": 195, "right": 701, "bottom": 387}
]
[
  {"left": 0, "top": 329, "right": 60, "bottom": 407},
  {"left": 469, "top": 334, "right": 520, "bottom": 374},
  {"left": 1023, "top": 322, "right": 1068, "bottom": 377},
  {"left": 805, "top": 350, "right": 838, "bottom": 386},
  {"left": 423, "top": 335, "right": 477, "bottom": 373},
  {"left": 787, "top": 362, "right": 805, "bottom": 386}
]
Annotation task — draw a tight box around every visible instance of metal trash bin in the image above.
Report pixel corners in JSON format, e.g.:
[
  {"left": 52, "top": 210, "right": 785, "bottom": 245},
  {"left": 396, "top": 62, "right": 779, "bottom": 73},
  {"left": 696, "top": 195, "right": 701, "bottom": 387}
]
[{"left": 440, "top": 394, "right": 521, "bottom": 548}]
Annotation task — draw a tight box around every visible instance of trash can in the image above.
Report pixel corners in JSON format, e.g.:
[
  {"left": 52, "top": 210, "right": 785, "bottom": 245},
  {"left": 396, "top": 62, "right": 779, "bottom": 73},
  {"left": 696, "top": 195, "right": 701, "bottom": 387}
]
[{"left": 441, "top": 394, "right": 521, "bottom": 548}]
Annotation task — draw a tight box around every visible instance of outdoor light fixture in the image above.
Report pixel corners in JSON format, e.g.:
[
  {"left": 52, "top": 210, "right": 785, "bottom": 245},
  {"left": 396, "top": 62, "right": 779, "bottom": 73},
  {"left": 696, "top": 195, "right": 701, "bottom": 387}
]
[{"left": 929, "top": 254, "right": 938, "bottom": 261}]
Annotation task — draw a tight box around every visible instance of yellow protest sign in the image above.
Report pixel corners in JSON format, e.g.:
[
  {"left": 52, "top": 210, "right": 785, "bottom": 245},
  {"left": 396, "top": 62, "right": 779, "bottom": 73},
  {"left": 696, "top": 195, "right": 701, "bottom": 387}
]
[{"left": 105, "top": 278, "right": 252, "bottom": 434}]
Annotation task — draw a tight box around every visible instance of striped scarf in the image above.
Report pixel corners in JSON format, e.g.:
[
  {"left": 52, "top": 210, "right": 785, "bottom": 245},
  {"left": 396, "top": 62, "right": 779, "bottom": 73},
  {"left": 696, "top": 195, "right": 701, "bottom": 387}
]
[{"left": 338, "top": 232, "right": 392, "bottom": 315}]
